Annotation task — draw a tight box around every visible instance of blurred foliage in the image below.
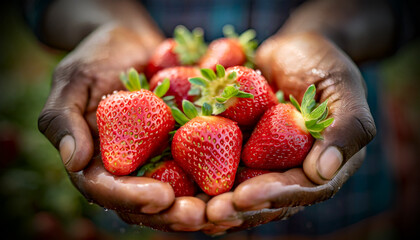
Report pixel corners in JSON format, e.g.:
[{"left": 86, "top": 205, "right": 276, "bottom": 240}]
[
  {"left": 380, "top": 39, "right": 420, "bottom": 138},
  {"left": 0, "top": 3, "right": 154, "bottom": 240}
]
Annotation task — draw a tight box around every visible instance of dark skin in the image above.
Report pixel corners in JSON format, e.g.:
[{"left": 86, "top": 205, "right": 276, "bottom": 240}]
[{"left": 37, "top": 0, "right": 394, "bottom": 234}]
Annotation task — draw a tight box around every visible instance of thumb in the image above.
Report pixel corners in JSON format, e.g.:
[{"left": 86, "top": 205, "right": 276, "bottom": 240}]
[
  {"left": 38, "top": 65, "right": 94, "bottom": 172},
  {"left": 303, "top": 70, "right": 376, "bottom": 184}
]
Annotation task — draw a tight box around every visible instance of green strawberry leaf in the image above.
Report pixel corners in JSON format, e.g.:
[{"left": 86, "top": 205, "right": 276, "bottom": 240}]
[
  {"left": 222, "top": 25, "right": 238, "bottom": 38},
  {"left": 291, "top": 84, "right": 335, "bottom": 139},
  {"left": 227, "top": 71, "right": 237, "bottom": 80},
  {"left": 173, "top": 25, "right": 207, "bottom": 65},
  {"left": 309, "top": 131, "right": 323, "bottom": 140},
  {"left": 182, "top": 100, "right": 199, "bottom": 119},
  {"left": 201, "top": 103, "right": 213, "bottom": 116},
  {"left": 301, "top": 84, "right": 316, "bottom": 114},
  {"left": 162, "top": 95, "right": 175, "bottom": 101},
  {"left": 220, "top": 85, "right": 239, "bottom": 99},
  {"left": 154, "top": 78, "right": 170, "bottom": 98},
  {"left": 128, "top": 68, "right": 141, "bottom": 91},
  {"left": 308, "top": 100, "right": 328, "bottom": 120},
  {"left": 120, "top": 68, "right": 150, "bottom": 92},
  {"left": 150, "top": 155, "right": 162, "bottom": 163},
  {"left": 276, "top": 90, "right": 285, "bottom": 103},
  {"left": 313, "top": 118, "right": 334, "bottom": 132},
  {"left": 139, "top": 73, "right": 149, "bottom": 90},
  {"left": 236, "top": 91, "right": 254, "bottom": 98},
  {"left": 171, "top": 107, "right": 190, "bottom": 125},
  {"left": 188, "top": 86, "right": 201, "bottom": 96},
  {"left": 216, "top": 64, "right": 226, "bottom": 78},
  {"left": 137, "top": 163, "right": 154, "bottom": 177},
  {"left": 200, "top": 68, "right": 217, "bottom": 81},
  {"left": 189, "top": 77, "right": 209, "bottom": 87},
  {"left": 289, "top": 95, "right": 301, "bottom": 113}
]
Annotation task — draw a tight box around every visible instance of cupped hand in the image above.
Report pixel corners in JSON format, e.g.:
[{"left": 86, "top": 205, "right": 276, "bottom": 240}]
[
  {"left": 205, "top": 31, "right": 376, "bottom": 233},
  {"left": 37, "top": 24, "right": 200, "bottom": 230}
]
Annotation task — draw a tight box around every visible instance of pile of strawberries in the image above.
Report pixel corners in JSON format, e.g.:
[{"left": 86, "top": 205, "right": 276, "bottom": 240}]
[{"left": 96, "top": 26, "right": 333, "bottom": 197}]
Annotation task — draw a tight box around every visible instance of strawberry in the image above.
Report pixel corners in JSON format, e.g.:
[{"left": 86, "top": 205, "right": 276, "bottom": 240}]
[
  {"left": 171, "top": 101, "right": 242, "bottom": 196},
  {"left": 145, "top": 25, "right": 207, "bottom": 79},
  {"left": 234, "top": 167, "right": 272, "bottom": 187},
  {"left": 242, "top": 84, "right": 334, "bottom": 170},
  {"left": 149, "top": 66, "right": 200, "bottom": 108},
  {"left": 190, "top": 65, "right": 278, "bottom": 129},
  {"left": 139, "top": 158, "right": 197, "bottom": 197},
  {"left": 199, "top": 25, "right": 257, "bottom": 70},
  {"left": 97, "top": 68, "right": 175, "bottom": 175}
]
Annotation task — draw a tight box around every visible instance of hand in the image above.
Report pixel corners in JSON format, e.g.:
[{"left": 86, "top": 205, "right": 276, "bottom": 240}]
[
  {"left": 38, "top": 24, "right": 204, "bottom": 230},
  {"left": 204, "top": 32, "right": 376, "bottom": 234}
]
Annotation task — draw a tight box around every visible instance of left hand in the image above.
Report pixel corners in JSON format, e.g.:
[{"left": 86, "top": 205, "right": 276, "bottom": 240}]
[{"left": 203, "top": 31, "right": 376, "bottom": 234}]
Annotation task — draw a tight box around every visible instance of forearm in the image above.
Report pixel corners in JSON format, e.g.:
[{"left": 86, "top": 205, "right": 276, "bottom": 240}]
[
  {"left": 278, "top": 0, "right": 396, "bottom": 63},
  {"left": 41, "top": 0, "right": 163, "bottom": 51}
]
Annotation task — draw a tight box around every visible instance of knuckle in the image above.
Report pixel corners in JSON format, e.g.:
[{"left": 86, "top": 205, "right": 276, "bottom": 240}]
[
  {"left": 351, "top": 107, "right": 377, "bottom": 146},
  {"left": 37, "top": 107, "right": 70, "bottom": 148},
  {"left": 53, "top": 59, "right": 92, "bottom": 85}
]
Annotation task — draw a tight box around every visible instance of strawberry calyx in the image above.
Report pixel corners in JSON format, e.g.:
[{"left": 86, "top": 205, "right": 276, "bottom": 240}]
[
  {"left": 222, "top": 25, "right": 258, "bottom": 68},
  {"left": 171, "top": 100, "right": 213, "bottom": 126},
  {"left": 137, "top": 147, "right": 172, "bottom": 176},
  {"left": 173, "top": 25, "right": 207, "bottom": 65},
  {"left": 289, "top": 84, "right": 334, "bottom": 139},
  {"left": 188, "top": 64, "right": 254, "bottom": 115},
  {"left": 119, "top": 68, "right": 172, "bottom": 99}
]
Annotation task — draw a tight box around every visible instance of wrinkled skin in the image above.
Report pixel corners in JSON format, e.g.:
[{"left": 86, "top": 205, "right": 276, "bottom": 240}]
[{"left": 39, "top": 24, "right": 375, "bottom": 233}]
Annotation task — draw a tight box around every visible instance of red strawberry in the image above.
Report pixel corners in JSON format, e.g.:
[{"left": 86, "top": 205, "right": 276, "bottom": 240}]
[
  {"left": 149, "top": 66, "right": 200, "bottom": 108},
  {"left": 142, "top": 160, "right": 197, "bottom": 197},
  {"left": 199, "top": 25, "right": 257, "bottom": 70},
  {"left": 190, "top": 65, "right": 278, "bottom": 129},
  {"left": 234, "top": 167, "right": 272, "bottom": 187},
  {"left": 242, "top": 84, "right": 334, "bottom": 170},
  {"left": 145, "top": 25, "right": 207, "bottom": 79},
  {"left": 171, "top": 101, "right": 242, "bottom": 196},
  {"left": 97, "top": 68, "right": 175, "bottom": 175}
]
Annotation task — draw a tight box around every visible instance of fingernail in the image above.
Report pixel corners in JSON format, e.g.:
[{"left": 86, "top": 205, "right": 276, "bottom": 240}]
[
  {"left": 59, "top": 135, "right": 75, "bottom": 166},
  {"left": 317, "top": 146, "right": 343, "bottom": 180}
]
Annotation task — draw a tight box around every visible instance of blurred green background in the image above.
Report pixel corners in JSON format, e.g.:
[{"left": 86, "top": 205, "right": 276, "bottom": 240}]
[{"left": 0, "top": 1, "right": 419, "bottom": 240}]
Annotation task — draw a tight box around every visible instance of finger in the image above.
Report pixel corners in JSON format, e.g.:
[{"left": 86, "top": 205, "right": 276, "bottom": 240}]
[
  {"left": 38, "top": 63, "right": 94, "bottom": 172},
  {"left": 233, "top": 149, "right": 365, "bottom": 211},
  {"left": 69, "top": 156, "right": 175, "bottom": 214},
  {"left": 258, "top": 32, "right": 376, "bottom": 184},
  {"left": 206, "top": 192, "right": 244, "bottom": 227},
  {"left": 303, "top": 67, "right": 375, "bottom": 184},
  {"left": 117, "top": 197, "right": 207, "bottom": 232},
  {"left": 233, "top": 168, "right": 315, "bottom": 210},
  {"left": 206, "top": 193, "right": 299, "bottom": 234}
]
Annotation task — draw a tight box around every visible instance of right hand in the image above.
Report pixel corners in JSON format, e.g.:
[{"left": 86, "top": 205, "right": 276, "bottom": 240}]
[{"left": 38, "top": 24, "right": 208, "bottom": 230}]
